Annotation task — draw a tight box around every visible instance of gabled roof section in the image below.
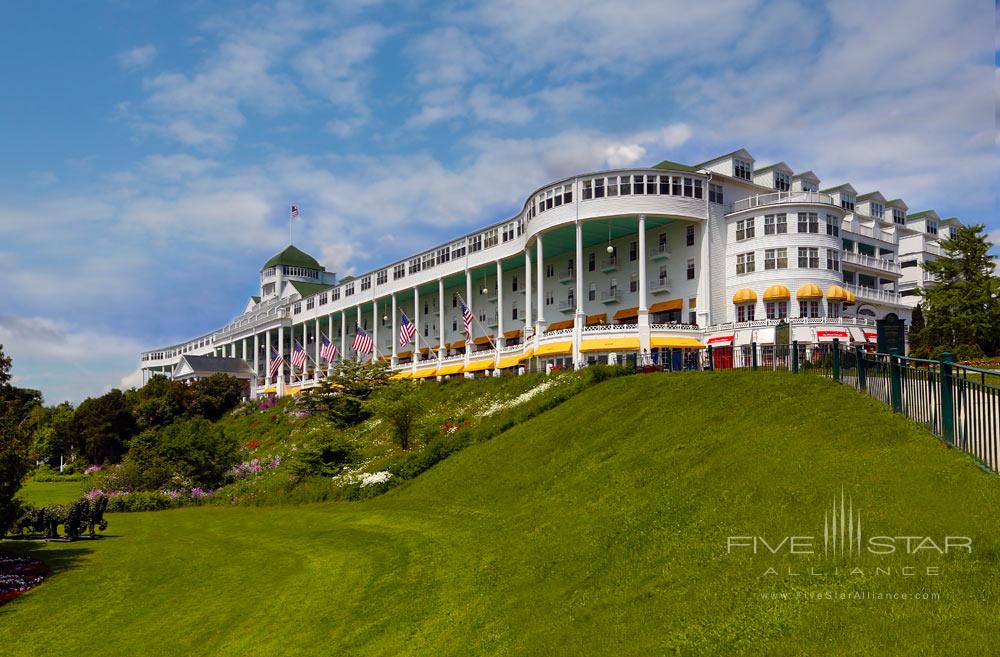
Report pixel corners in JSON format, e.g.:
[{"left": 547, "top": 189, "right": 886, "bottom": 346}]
[
  {"left": 819, "top": 183, "right": 858, "bottom": 195},
  {"left": 940, "top": 216, "right": 962, "bottom": 225},
  {"left": 907, "top": 210, "right": 940, "bottom": 221},
  {"left": 857, "top": 191, "right": 886, "bottom": 203},
  {"left": 173, "top": 356, "right": 254, "bottom": 378},
  {"left": 792, "top": 170, "right": 820, "bottom": 182},
  {"left": 262, "top": 245, "right": 323, "bottom": 271},
  {"left": 695, "top": 148, "right": 754, "bottom": 168},
  {"left": 288, "top": 281, "right": 333, "bottom": 298},
  {"left": 886, "top": 199, "right": 908, "bottom": 210},
  {"left": 651, "top": 159, "right": 699, "bottom": 173},
  {"left": 754, "top": 161, "right": 793, "bottom": 175}
]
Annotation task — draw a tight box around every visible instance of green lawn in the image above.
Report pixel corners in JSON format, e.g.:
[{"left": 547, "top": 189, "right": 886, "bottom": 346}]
[
  {"left": 15, "top": 479, "right": 86, "bottom": 507},
  {"left": 2, "top": 372, "right": 999, "bottom": 655}
]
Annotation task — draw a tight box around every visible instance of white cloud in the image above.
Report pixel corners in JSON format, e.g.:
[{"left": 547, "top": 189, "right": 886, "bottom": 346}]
[{"left": 118, "top": 44, "right": 157, "bottom": 70}]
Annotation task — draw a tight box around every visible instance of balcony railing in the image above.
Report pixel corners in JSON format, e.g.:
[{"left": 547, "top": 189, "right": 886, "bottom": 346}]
[
  {"left": 558, "top": 299, "right": 576, "bottom": 312},
  {"left": 841, "top": 252, "right": 902, "bottom": 275},
  {"left": 600, "top": 289, "right": 622, "bottom": 304},
  {"left": 601, "top": 256, "right": 618, "bottom": 272},
  {"left": 649, "top": 278, "right": 672, "bottom": 294},
  {"left": 650, "top": 243, "right": 671, "bottom": 260},
  {"left": 559, "top": 268, "right": 575, "bottom": 284},
  {"left": 729, "top": 191, "right": 835, "bottom": 213},
  {"left": 843, "top": 223, "right": 897, "bottom": 244},
  {"left": 706, "top": 316, "right": 875, "bottom": 331},
  {"left": 845, "top": 284, "right": 901, "bottom": 305}
]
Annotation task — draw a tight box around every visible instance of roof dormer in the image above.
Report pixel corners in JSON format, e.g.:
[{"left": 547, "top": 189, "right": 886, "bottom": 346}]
[
  {"left": 820, "top": 183, "right": 858, "bottom": 212},
  {"left": 753, "top": 162, "right": 794, "bottom": 191},
  {"left": 886, "top": 198, "right": 908, "bottom": 225},
  {"left": 856, "top": 191, "right": 887, "bottom": 221},
  {"left": 696, "top": 148, "right": 755, "bottom": 182},
  {"left": 906, "top": 210, "right": 941, "bottom": 237},
  {"left": 792, "top": 171, "right": 820, "bottom": 192}
]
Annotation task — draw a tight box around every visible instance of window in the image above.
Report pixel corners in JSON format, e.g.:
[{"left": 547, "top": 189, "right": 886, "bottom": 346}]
[
  {"left": 683, "top": 177, "right": 694, "bottom": 197},
  {"left": 607, "top": 177, "right": 618, "bottom": 196},
  {"left": 564, "top": 184, "right": 573, "bottom": 204},
  {"left": 582, "top": 180, "right": 592, "bottom": 200},
  {"left": 554, "top": 186, "right": 564, "bottom": 207},
  {"left": 545, "top": 190, "right": 553, "bottom": 210},
  {"left": 645, "top": 175, "right": 656, "bottom": 195},
  {"left": 870, "top": 202, "right": 884, "bottom": 219},
  {"left": 452, "top": 293, "right": 458, "bottom": 308},
  {"left": 774, "top": 171, "right": 791, "bottom": 191},
  {"left": 901, "top": 259, "right": 918, "bottom": 268},
  {"left": 659, "top": 175, "right": 670, "bottom": 195},
  {"left": 892, "top": 208, "right": 905, "bottom": 225},
  {"left": 545, "top": 291, "right": 554, "bottom": 306},
  {"left": 764, "top": 248, "right": 787, "bottom": 270},
  {"left": 469, "top": 234, "right": 483, "bottom": 253},
  {"left": 332, "top": 287, "right": 341, "bottom": 301},
  {"left": 588, "top": 283, "right": 596, "bottom": 301},
  {"left": 393, "top": 263, "right": 405, "bottom": 280},
  {"left": 797, "top": 212, "right": 819, "bottom": 233},
  {"left": 452, "top": 243, "right": 466, "bottom": 259},
  {"left": 826, "top": 249, "right": 840, "bottom": 271},
  {"left": 798, "top": 247, "right": 819, "bottom": 268},
  {"left": 512, "top": 306, "right": 518, "bottom": 320},
  {"left": 825, "top": 214, "right": 839, "bottom": 236},
  {"left": 360, "top": 276, "right": 371, "bottom": 291},
  {"left": 949, "top": 227, "right": 957, "bottom": 240},
  {"left": 841, "top": 194, "right": 855, "bottom": 212},
  {"left": 376, "top": 270, "right": 388, "bottom": 285},
  {"left": 345, "top": 282, "right": 355, "bottom": 296},
  {"left": 765, "top": 301, "right": 788, "bottom": 319},
  {"left": 483, "top": 229, "right": 498, "bottom": 248},
  {"left": 630, "top": 273, "right": 638, "bottom": 293},
  {"left": 671, "top": 175, "right": 681, "bottom": 195},
  {"left": 827, "top": 302, "right": 842, "bottom": 318},
  {"left": 687, "top": 258, "right": 695, "bottom": 280},
  {"left": 708, "top": 183, "right": 724, "bottom": 204},
  {"left": 927, "top": 221, "right": 938, "bottom": 235},
  {"left": 408, "top": 257, "right": 421, "bottom": 274},
  {"left": 620, "top": 175, "right": 631, "bottom": 195},
  {"left": 686, "top": 225, "right": 695, "bottom": 246},
  {"left": 588, "top": 253, "right": 596, "bottom": 271},
  {"left": 512, "top": 275, "right": 518, "bottom": 292},
  {"left": 632, "top": 174, "right": 644, "bottom": 195},
  {"left": 423, "top": 253, "right": 435, "bottom": 270},
  {"left": 693, "top": 179, "right": 703, "bottom": 199},
  {"left": 799, "top": 300, "right": 820, "bottom": 318},
  {"left": 733, "top": 159, "right": 752, "bottom": 181},
  {"left": 546, "top": 264, "right": 555, "bottom": 278},
  {"left": 736, "top": 218, "right": 754, "bottom": 241},
  {"left": 319, "top": 292, "right": 328, "bottom": 305},
  {"left": 594, "top": 177, "right": 605, "bottom": 198},
  {"left": 736, "top": 252, "right": 755, "bottom": 275},
  {"left": 736, "top": 303, "right": 755, "bottom": 322},
  {"left": 764, "top": 213, "right": 787, "bottom": 235},
  {"left": 306, "top": 297, "right": 315, "bottom": 309}
]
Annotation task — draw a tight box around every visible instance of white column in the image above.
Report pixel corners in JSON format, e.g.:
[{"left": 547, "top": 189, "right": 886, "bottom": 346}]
[
  {"left": 496, "top": 260, "right": 505, "bottom": 349},
  {"left": 574, "top": 220, "right": 585, "bottom": 369},
  {"left": 314, "top": 318, "right": 320, "bottom": 381},
  {"left": 524, "top": 246, "right": 533, "bottom": 338},
  {"left": 536, "top": 234, "right": 545, "bottom": 331},
  {"left": 356, "top": 306, "right": 362, "bottom": 362},
  {"left": 464, "top": 270, "right": 473, "bottom": 373},
  {"left": 340, "top": 311, "right": 347, "bottom": 361},
  {"left": 372, "top": 300, "right": 379, "bottom": 363},
  {"left": 290, "top": 323, "right": 297, "bottom": 382},
  {"left": 438, "top": 278, "right": 445, "bottom": 365},
  {"left": 637, "top": 214, "right": 651, "bottom": 360},
  {"left": 413, "top": 287, "right": 420, "bottom": 373},
  {"left": 391, "top": 293, "right": 398, "bottom": 366},
  {"left": 277, "top": 324, "right": 285, "bottom": 396},
  {"left": 253, "top": 333, "right": 260, "bottom": 391},
  {"left": 327, "top": 314, "right": 334, "bottom": 374},
  {"left": 265, "top": 330, "right": 271, "bottom": 385}
]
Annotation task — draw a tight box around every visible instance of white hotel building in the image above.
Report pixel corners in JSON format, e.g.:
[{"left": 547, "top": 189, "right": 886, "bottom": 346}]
[{"left": 140, "top": 148, "right": 960, "bottom": 392}]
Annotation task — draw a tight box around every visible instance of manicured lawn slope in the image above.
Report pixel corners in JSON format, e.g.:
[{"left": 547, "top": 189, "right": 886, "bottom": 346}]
[
  {"left": 15, "top": 479, "right": 86, "bottom": 507},
  {"left": 3, "top": 372, "right": 999, "bottom": 656}
]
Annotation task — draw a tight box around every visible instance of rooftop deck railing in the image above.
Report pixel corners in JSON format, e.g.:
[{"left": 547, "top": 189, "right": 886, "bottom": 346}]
[{"left": 729, "top": 191, "right": 835, "bottom": 213}]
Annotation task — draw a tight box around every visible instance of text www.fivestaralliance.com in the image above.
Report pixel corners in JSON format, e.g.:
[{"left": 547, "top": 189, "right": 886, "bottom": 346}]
[{"left": 760, "top": 591, "right": 941, "bottom": 602}]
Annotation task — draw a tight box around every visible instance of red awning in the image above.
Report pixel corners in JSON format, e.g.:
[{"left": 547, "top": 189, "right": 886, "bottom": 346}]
[{"left": 707, "top": 335, "right": 734, "bottom": 346}]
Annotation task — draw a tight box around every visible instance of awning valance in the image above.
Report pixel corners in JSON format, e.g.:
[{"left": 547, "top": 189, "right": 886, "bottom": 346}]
[
  {"left": 612, "top": 306, "right": 639, "bottom": 321},
  {"left": 649, "top": 299, "right": 682, "bottom": 313},
  {"left": 546, "top": 320, "right": 574, "bottom": 332},
  {"left": 707, "top": 334, "right": 734, "bottom": 346},
  {"left": 763, "top": 285, "right": 790, "bottom": 301},
  {"left": 448, "top": 340, "right": 466, "bottom": 350},
  {"left": 844, "top": 290, "right": 857, "bottom": 306},
  {"left": 816, "top": 329, "right": 849, "bottom": 343},
  {"left": 397, "top": 350, "right": 412, "bottom": 359},
  {"left": 465, "top": 359, "right": 494, "bottom": 372},
  {"left": 473, "top": 335, "right": 495, "bottom": 346},
  {"left": 732, "top": 288, "right": 757, "bottom": 304},
  {"left": 580, "top": 337, "right": 640, "bottom": 353},
  {"left": 503, "top": 329, "right": 523, "bottom": 339},
  {"left": 390, "top": 371, "right": 412, "bottom": 380},
  {"left": 586, "top": 313, "right": 607, "bottom": 326},
  {"left": 826, "top": 285, "right": 849, "bottom": 302},
  {"left": 436, "top": 363, "right": 463, "bottom": 375},
  {"left": 650, "top": 337, "right": 705, "bottom": 349},
  {"left": 412, "top": 367, "right": 438, "bottom": 379},
  {"left": 797, "top": 284, "right": 823, "bottom": 300},
  {"left": 535, "top": 341, "right": 572, "bottom": 356}
]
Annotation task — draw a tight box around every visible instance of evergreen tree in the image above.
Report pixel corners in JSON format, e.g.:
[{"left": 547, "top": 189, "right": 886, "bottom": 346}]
[
  {"left": 0, "top": 345, "right": 35, "bottom": 533},
  {"left": 918, "top": 225, "right": 999, "bottom": 355}
]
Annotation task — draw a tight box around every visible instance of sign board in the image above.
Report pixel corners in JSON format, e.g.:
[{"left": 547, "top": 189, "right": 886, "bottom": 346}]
[
  {"left": 876, "top": 317, "right": 906, "bottom": 353},
  {"left": 774, "top": 321, "right": 790, "bottom": 346}
]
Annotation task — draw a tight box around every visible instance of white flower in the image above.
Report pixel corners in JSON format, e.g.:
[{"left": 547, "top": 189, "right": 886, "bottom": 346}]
[{"left": 360, "top": 471, "right": 393, "bottom": 487}]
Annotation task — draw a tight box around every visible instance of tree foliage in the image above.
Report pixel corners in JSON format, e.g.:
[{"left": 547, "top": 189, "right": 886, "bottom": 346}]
[
  {"left": 363, "top": 382, "right": 425, "bottom": 450},
  {"left": 915, "top": 225, "right": 1000, "bottom": 356},
  {"left": 74, "top": 389, "right": 136, "bottom": 465},
  {"left": 301, "top": 359, "right": 391, "bottom": 427},
  {"left": 0, "top": 344, "right": 37, "bottom": 533}
]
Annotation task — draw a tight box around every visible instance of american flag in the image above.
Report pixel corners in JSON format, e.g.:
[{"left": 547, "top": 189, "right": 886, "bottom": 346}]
[
  {"left": 399, "top": 311, "right": 416, "bottom": 346},
  {"left": 320, "top": 334, "right": 338, "bottom": 362},
  {"left": 352, "top": 325, "right": 374, "bottom": 354},
  {"left": 459, "top": 298, "right": 473, "bottom": 338},
  {"left": 290, "top": 205, "right": 299, "bottom": 220},
  {"left": 291, "top": 340, "right": 307, "bottom": 369},
  {"left": 268, "top": 347, "right": 283, "bottom": 378}
]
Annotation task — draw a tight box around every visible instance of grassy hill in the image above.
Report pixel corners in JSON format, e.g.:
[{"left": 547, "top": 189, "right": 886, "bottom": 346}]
[{"left": 2, "top": 371, "right": 999, "bottom": 656}]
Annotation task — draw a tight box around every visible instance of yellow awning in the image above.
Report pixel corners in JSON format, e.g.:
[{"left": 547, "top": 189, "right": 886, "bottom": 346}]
[
  {"left": 390, "top": 371, "right": 412, "bottom": 380},
  {"left": 826, "top": 285, "right": 848, "bottom": 302},
  {"left": 535, "top": 341, "right": 572, "bottom": 356},
  {"left": 763, "top": 285, "right": 790, "bottom": 301},
  {"left": 844, "top": 290, "right": 857, "bottom": 306},
  {"left": 579, "top": 337, "right": 640, "bottom": 352},
  {"left": 284, "top": 387, "right": 301, "bottom": 396},
  {"left": 397, "top": 350, "right": 412, "bottom": 359},
  {"left": 797, "top": 284, "right": 823, "bottom": 300},
  {"left": 732, "top": 288, "right": 757, "bottom": 304},
  {"left": 586, "top": 313, "right": 607, "bottom": 326},
  {"left": 473, "top": 335, "right": 495, "bottom": 346},
  {"left": 497, "top": 349, "right": 533, "bottom": 368},
  {"left": 465, "top": 359, "right": 494, "bottom": 372},
  {"left": 651, "top": 337, "right": 706, "bottom": 349},
  {"left": 503, "top": 329, "right": 523, "bottom": 339},
  {"left": 412, "top": 367, "right": 438, "bottom": 379},
  {"left": 448, "top": 339, "right": 466, "bottom": 350},
  {"left": 436, "top": 363, "right": 463, "bottom": 375},
  {"left": 545, "top": 320, "right": 574, "bottom": 332},
  {"left": 613, "top": 306, "right": 639, "bottom": 320},
  {"left": 262, "top": 386, "right": 276, "bottom": 394},
  {"left": 649, "top": 298, "right": 682, "bottom": 313}
]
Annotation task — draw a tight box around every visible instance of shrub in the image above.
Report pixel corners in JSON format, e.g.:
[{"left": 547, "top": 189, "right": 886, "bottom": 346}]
[
  {"left": 363, "top": 382, "right": 425, "bottom": 450},
  {"left": 288, "top": 434, "right": 359, "bottom": 478},
  {"left": 127, "top": 417, "right": 239, "bottom": 489}
]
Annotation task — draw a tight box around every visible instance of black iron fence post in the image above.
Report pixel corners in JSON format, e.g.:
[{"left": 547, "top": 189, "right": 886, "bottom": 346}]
[
  {"left": 791, "top": 340, "right": 799, "bottom": 373},
  {"left": 940, "top": 351, "right": 955, "bottom": 446},
  {"left": 832, "top": 338, "right": 841, "bottom": 383},
  {"left": 856, "top": 346, "right": 866, "bottom": 392},
  {"left": 707, "top": 345, "right": 714, "bottom": 371},
  {"left": 751, "top": 342, "right": 758, "bottom": 371},
  {"left": 889, "top": 348, "right": 902, "bottom": 413}
]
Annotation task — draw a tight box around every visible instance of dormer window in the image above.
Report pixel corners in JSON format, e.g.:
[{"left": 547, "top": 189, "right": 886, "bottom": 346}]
[
  {"left": 949, "top": 227, "right": 958, "bottom": 239},
  {"left": 892, "top": 208, "right": 905, "bottom": 224},
  {"left": 774, "top": 171, "right": 791, "bottom": 191},
  {"left": 734, "top": 159, "right": 752, "bottom": 181},
  {"left": 870, "top": 202, "right": 884, "bottom": 219},
  {"left": 841, "top": 194, "right": 855, "bottom": 212},
  {"left": 927, "top": 221, "right": 938, "bottom": 235},
  {"left": 801, "top": 181, "right": 818, "bottom": 192}
]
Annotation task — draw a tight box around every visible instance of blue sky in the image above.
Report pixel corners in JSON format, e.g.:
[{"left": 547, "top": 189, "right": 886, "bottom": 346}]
[{"left": 0, "top": 0, "right": 996, "bottom": 404}]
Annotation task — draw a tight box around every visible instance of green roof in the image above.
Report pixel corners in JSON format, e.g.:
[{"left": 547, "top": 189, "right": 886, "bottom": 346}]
[
  {"left": 856, "top": 192, "right": 884, "bottom": 201},
  {"left": 289, "top": 281, "right": 332, "bottom": 298},
  {"left": 262, "top": 245, "right": 322, "bottom": 271},
  {"left": 694, "top": 148, "right": 752, "bottom": 168},
  {"left": 250, "top": 296, "right": 260, "bottom": 303},
  {"left": 906, "top": 210, "right": 937, "bottom": 219},
  {"left": 886, "top": 198, "right": 905, "bottom": 206},
  {"left": 819, "top": 183, "right": 855, "bottom": 193},
  {"left": 651, "top": 159, "right": 699, "bottom": 173}
]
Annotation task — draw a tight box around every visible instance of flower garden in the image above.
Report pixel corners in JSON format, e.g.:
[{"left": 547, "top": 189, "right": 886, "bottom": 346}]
[{"left": 0, "top": 552, "right": 49, "bottom": 606}]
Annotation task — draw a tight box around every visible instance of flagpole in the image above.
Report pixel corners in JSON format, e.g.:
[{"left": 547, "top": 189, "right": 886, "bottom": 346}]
[{"left": 457, "top": 293, "right": 497, "bottom": 351}]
